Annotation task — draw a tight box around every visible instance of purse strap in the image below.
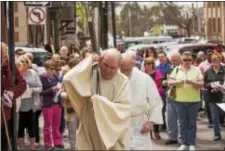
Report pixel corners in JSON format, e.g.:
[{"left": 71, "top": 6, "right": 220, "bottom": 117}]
[{"left": 92, "top": 63, "right": 101, "bottom": 95}]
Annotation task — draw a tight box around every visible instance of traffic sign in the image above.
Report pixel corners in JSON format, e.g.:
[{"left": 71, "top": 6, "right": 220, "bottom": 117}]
[
  {"left": 24, "top": 2, "right": 51, "bottom": 7},
  {"left": 28, "top": 7, "right": 46, "bottom": 25}
]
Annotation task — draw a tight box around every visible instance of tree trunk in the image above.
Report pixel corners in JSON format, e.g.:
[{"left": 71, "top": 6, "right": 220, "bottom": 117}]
[{"left": 187, "top": 27, "right": 191, "bottom": 37}]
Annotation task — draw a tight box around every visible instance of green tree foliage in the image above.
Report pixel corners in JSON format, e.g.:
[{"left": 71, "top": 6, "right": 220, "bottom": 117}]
[
  {"left": 76, "top": 2, "right": 88, "bottom": 31},
  {"left": 118, "top": 2, "right": 197, "bottom": 37}
]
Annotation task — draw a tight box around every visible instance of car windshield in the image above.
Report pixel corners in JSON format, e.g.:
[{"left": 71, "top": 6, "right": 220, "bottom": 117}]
[{"left": 33, "top": 52, "right": 52, "bottom": 66}]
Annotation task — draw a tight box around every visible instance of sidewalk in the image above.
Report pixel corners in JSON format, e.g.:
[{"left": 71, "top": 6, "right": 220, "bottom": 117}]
[{"left": 24, "top": 115, "right": 225, "bottom": 150}]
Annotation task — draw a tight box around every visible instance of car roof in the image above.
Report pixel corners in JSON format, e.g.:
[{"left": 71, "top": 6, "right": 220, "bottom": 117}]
[
  {"left": 15, "top": 47, "right": 48, "bottom": 53},
  {"left": 166, "top": 43, "right": 219, "bottom": 57},
  {"left": 126, "top": 44, "right": 160, "bottom": 52},
  {"left": 165, "top": 43, "right": 218, "bottom": 50}
]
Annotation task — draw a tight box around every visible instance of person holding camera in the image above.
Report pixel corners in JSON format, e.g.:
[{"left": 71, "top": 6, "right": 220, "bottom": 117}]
[{"left": 204, "top": 52, "right": 224, "bottom": 141}]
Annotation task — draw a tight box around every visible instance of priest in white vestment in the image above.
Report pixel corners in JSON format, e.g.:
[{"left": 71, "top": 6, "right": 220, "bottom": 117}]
[
  {"left": 120, "top": 52, "right": 163, "bottom": 150},
  {"left": 62, "top": 49, "right": 132, "bottom": 150}
]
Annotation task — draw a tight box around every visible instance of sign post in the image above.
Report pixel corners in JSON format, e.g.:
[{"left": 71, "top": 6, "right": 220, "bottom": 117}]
[
  {"left": 28, "top": 7, "right": 46, "bottom": 25},
  {"left": 24, "top": 2, "right": 51, "bottom": 7}
]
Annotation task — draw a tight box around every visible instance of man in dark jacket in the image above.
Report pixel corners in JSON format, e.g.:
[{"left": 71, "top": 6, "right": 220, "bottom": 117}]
[
  {"left": 44, "top": 37, "right": 56, "bottom": 54},
  {"left": 161, "top": 52, "right": 181, "bottom": 145},
  {"left": 1, "top": 42, "right": 26, "bottom": 151}
]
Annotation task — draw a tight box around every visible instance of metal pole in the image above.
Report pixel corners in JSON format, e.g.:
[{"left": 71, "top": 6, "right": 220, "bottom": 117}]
[
  {"left": 103, "top": 2, "right": 108, "bottom": 49},
  {"left": 35, "top": 26, "right": 38, "bottom": 47},
  {"left": 8, "top": 2, "right": 17, "bottom": 151},
  {"left": 111, "top": 2, "right": 116, "bottom": 47},
  {"left": 1, "top": 2, "right": 8, "bottom": 43},
  {"left": 44, "top": 8, "right": 48, "bottom": 45}
]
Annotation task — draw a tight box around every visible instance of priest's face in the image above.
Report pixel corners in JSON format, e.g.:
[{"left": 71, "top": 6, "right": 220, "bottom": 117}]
[
  {"left": 120, "top": 61, "right": 134, "bottom": 78},
  {"left": 100, "top": 55, "right": 119, "bottom": 80}
]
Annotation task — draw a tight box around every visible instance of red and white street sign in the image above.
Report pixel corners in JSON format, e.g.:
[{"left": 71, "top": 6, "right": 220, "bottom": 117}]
[{"left": 28, "top": 7, "right": 46, "bottom": 25}]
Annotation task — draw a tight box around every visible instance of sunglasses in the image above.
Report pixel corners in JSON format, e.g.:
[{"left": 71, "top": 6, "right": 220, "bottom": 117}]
[
  {"left": 21, "top": 60, "right": 29, "bottom": 64},
  {"left": 49, "top": 67, "right": 55, "bottom": 71},
  {"left": 54, "top": 68, "right": 61, "bottom": 71},
  {"left": 183, "top": 59, "right": 192, "bottom": 62},
  {"left": 144, "top": 62, "right": 153, "bottom": 65}
]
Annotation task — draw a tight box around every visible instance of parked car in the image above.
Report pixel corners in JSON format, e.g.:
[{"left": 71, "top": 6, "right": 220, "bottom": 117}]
[
  {"left": 15, "top": 47, "right": 52, "bottom": 75},
  {"left": 125, "top": 44, "right": 160, "bottom": 52},
  {"left": 165, "top": 43, "right": 223, "bottom": 59}
]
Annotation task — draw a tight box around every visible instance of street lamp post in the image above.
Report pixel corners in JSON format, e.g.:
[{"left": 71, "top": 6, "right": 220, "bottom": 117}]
[
  {"left": 8, "top": 2, "right": 17, "bottom": 150},
  {"left": 111, "top": 2, "right": 117, "bottom": 47}
]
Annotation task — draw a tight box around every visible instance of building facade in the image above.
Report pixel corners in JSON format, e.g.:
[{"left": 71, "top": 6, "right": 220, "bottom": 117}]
[
  {"left": 204, "top": 2, "right": 225, "bottom": 44},
  {"left": 14, "top": 2, "right": 29, "bottom": 46}
]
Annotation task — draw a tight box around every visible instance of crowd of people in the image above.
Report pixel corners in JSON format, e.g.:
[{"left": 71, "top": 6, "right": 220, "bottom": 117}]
[{"left": 1, "top": 41, "right": 225, "bottom": 151}]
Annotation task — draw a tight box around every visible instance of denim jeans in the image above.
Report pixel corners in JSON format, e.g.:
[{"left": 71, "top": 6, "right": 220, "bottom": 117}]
[
  {"left": 208, "top": 103, "right": 221, "bottom": 137},
  {"left": 166, "top": 100, "right": 179, "bottom": 140},
  {"left": 68, "top": 119, "right": 77, "bottom": 150},
  {"left": 174, "top": 101, "right": 200, "bottom": 145}
]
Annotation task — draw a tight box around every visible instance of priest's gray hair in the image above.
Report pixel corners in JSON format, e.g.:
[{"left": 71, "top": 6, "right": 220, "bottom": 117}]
[
  {"left": 122, "top": 51, "right": 137, "bottom": 65},
  {"left": 169, "top": 52, "right": 181, "bottom": 60},
  {"left": 101, "top": 48, "right": 122, "bottom": 64}
]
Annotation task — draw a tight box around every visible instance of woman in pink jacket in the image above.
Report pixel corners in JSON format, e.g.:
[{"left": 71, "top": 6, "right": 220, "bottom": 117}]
[{"left": 144, "top": 57, "right": 163, "bottom": 139}]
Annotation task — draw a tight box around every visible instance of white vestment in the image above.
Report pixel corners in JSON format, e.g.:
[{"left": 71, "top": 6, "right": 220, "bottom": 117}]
[
  {"left": 129, "top": 67, "right": 163, "bottom": 150},
  {"left": 63, "top": 56, "right": 132, "bottom": 150}
]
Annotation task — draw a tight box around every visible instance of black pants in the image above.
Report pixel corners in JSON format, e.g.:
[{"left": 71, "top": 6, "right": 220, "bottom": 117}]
[
  {"left": 161, "top": 93, "right": 167, "bottom": 130},
  {"left": 204, "top": 91, "right": 224, "bottom": 124},
  {"left": 154, "top": 124, "right": 160, "bottom": 133},
  {"left": 60, "top": 106, "right": 66, "bottom": 134},
  {"left": 34, "top": 110, "right": 41, "bottom": 143},
  {"left": 18, "top": 110, "right": 35, "bottom": 138},
  {"left": 1, "top": 119, "right": 12, "bottom": 151},
  {"left": 161, "top": 102, "right": 167, "bottom": 130}
]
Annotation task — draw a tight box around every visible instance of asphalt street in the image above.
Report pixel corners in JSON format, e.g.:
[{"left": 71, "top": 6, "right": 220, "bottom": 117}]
[{"left": 22, "top": 115, "right": 225, "bottom": 150}]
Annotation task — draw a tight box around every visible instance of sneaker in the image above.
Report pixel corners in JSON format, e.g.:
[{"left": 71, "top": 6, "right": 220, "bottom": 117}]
[
  {"left": 189, "top": 145, "right": 195, "bottom": 150},
  {"left": 208, "top": 124, "right": 213, "bottom": 128},
  {"left": 178, "top": 145, "right": 188, "bottom": 150},
  {"left": 165, "top": 139, "right": 178, "bottom": 145},
  {"left": 214, "top": 136, "right": 221, "bottom": 141},
  {"left": 45, "top": 147, "right": 53, "bottom": 150},
  {"left": 55, "top": 144, "right": 64, "bottom": 149},
  {"left": 154, "top": 132, "right": 161, "bottom": 140},
  {"left": 221, "top": 123, "right": 225, "bottom": 127}
]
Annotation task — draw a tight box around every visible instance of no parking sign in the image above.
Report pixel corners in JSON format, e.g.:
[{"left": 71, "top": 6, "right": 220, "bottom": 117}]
[{"left": 28, "top": 7, "right": 46, "bottom": 25}]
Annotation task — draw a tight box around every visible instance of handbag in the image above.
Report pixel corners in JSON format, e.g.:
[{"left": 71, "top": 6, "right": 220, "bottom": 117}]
[{"left": 167, "top": 67, "right": 179, "bottom": 100}]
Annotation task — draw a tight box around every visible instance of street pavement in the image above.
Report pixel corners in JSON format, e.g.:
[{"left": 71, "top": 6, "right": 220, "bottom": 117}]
[{"left": 23, "top": 115, "right": 225, "bottom": 150}]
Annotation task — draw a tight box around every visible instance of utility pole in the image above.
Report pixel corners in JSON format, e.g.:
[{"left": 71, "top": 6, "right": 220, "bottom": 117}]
[
  {"left": 111, "top": 2, "right": 116, "bottom": 47},
  {"left": 103, "top": 2, "right": 108, "bottom": 49},
  {"left": 99, "top": 2, "right": 108, "bottom": 49},
  {"left": 8, "top": 2, "right": 17, "bottom": 151},
  {"left": 128, "top": 5, "right": 132, "bottom": 36}
]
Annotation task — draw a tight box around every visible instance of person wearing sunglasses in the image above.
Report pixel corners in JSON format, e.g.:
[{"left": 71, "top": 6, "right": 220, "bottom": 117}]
[
  {"left": 204, "top": 53, "right": 224, "bottom": 142},
  {"left": 40, "top": 60, "right": 64, "bottom": 150},
  {"left": 168, "top": 51, "right": 204, "bottom": 151},
  {"left": 199, "top": 49, "right": 225, "bottom": 128},
  {"left": 144, "top": 57, "right": 164, "bottom": 140},
  {"left": 17, "top": 55, "right": 42, "bottom": 150}
]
